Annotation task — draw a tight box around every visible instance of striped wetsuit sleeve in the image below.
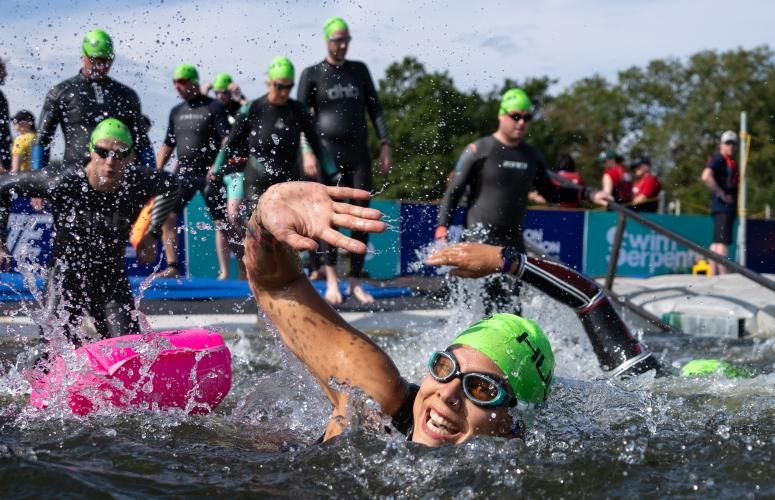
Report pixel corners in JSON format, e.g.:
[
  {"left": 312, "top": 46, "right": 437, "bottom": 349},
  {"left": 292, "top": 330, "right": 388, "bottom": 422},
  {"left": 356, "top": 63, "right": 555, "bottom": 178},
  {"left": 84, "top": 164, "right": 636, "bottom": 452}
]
[{"left": 148, "top": 172, "right": 181, "bottom": 237}]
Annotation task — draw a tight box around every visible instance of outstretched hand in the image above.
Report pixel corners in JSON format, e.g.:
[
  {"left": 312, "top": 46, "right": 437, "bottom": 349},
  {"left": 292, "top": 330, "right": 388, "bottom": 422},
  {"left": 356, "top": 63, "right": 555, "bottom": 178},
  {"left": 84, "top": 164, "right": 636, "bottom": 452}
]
[
  {"left": 589, "top": 189, "right": 613, "bottom": 206},
  {"left": 249, "top": 182, "right": 387, "bottom": 253},
  {"left": 426, "top": 242, "right": 503, "bottom": 278}
]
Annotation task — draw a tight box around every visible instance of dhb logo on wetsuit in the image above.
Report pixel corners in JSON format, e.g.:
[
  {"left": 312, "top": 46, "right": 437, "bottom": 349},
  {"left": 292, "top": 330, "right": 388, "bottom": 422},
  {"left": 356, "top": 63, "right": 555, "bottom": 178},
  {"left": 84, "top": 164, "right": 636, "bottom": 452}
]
[{"left": 325, "top": 83, "right": 360, "bottom": 100}]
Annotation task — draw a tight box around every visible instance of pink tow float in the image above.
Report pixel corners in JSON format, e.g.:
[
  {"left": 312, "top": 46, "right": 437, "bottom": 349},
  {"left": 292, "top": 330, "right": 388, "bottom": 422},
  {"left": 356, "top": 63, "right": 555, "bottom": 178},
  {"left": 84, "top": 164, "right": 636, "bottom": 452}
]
[{"left": 30, "top": 329, "right": 232, "bottom": 415}]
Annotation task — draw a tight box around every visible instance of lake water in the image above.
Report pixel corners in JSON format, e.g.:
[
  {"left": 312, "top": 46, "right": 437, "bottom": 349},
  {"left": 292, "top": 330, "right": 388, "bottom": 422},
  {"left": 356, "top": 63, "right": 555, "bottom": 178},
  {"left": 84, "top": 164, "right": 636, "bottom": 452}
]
[{"left": 1, "top": 286, "right": 774, "bottom": 498}]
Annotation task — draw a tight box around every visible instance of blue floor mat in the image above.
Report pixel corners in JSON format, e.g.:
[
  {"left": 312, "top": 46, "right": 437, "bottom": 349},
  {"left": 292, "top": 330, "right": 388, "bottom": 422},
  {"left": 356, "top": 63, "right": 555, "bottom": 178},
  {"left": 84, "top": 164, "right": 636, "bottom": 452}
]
[{"left": 0, "top": 273, "right": 415, "bottom": 302}]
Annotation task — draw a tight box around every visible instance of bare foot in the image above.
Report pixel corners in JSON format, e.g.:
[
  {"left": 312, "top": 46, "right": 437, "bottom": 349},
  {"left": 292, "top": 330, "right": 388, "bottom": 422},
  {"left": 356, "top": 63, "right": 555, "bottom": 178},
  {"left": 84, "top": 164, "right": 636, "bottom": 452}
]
[
  {"left": 325, "top": 283, "right": 343, "bottom": 304},
  {"left": 154, "top": 266, "right": 180, "bottom": 279},
  {"left": 351, "top": 284, "right": 375, "bottom": 304},
  {"left": 217, "top": 271, "right": 228, "bottom": 281}
]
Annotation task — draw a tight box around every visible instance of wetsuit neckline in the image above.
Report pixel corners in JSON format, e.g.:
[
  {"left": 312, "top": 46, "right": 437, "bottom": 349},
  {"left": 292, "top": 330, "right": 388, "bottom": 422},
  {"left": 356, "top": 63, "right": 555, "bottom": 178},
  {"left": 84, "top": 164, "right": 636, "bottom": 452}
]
[
  {"left": 323, "top": 59, "right": 348, "bottom": 69},
  {"left": 184, "top": 94, "right": 210, "bottom": 106},
  {"left": 77, "top": 70, "right": 109, "bottom": 83},
  {"left": 491, "top": 133, "right": 523, "bottom": 149},
  {"left": 262, "top": 93, "right": 290, "bottom": 108}
]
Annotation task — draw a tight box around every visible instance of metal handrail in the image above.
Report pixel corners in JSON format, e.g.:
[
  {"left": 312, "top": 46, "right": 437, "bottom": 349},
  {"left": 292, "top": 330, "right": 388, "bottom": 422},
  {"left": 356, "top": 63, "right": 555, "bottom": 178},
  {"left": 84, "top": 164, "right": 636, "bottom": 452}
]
[{"left": 606, "top": 201, "right": 775, "bottom": 293}]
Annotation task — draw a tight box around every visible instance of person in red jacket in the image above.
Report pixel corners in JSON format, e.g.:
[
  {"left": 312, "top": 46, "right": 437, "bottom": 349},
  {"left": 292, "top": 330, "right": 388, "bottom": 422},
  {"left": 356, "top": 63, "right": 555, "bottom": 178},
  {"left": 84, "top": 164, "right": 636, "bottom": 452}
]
[
  {"left": 600, "top": 149, "right": 633, "bottom": 205},
  {"left": 630, "top": 156, "right": 661, "bottom": 212},
  {"left": 528, "top": 154, "right": 585, "bottom": 208}
]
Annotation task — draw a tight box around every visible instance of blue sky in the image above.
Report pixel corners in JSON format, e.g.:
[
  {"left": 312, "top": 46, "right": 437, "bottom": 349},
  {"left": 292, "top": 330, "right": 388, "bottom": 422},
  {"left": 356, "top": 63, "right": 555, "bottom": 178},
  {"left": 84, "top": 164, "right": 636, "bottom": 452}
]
[{"left": 2, "top": 0, "right": 773, "bottom": 154}]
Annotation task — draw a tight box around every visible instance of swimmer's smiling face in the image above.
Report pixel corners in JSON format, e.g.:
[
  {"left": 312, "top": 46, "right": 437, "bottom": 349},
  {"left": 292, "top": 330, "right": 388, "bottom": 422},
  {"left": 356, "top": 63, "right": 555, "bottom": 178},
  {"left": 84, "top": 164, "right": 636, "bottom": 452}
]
[{"left": 411, "top": 345, "right": 515, "bottom": 447}]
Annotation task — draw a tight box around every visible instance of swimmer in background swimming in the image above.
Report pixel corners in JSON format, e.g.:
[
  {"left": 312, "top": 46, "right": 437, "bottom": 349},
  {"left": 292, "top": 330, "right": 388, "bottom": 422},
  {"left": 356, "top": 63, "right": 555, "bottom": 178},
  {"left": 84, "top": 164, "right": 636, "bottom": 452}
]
[{"left": 244, "top": 181, "right": 554, "bottom": 445}]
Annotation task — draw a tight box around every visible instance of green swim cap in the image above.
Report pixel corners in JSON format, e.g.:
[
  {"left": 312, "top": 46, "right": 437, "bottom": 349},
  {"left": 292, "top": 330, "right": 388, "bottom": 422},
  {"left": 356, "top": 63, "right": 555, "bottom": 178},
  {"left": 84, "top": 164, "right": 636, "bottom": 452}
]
[
  {"left": 323, "top": 16, "right": 349, "bottom": 39},
  {"left": 173, "top": 63, "right": 199, "bottom": 83},
  {"left": 451, "top": 313, "right": 554, "bottom": 405},
  {"left": 681, "top": 359, "right": 751, "bottom": 379},
  {"left": 267, "top": 56, "right": 294, "bottom": 82},
  {"left": 82, "top": 29, "right": 114, "bottom": 59},
  {"left": 499, "top": 88, "right": 532, "bottom": 115},
  {"left": 212, "top": 72, "right": 233, "bottom": 91},
  {"left": 90, "top": 118, "right": 132, "bottom": 150}
]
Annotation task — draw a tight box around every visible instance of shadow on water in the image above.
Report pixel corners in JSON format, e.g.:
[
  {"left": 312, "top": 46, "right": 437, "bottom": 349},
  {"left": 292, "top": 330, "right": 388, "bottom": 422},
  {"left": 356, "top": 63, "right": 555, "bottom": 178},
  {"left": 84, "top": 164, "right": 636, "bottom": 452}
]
[{"left": 1, "top": 275, "right": 775, "bottom": 497}]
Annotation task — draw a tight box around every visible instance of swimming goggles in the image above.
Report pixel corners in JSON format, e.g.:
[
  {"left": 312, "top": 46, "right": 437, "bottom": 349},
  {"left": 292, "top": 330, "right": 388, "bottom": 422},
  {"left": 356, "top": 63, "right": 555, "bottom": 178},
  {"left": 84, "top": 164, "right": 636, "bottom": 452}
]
[
  {"left": 428, "top": 350, "right": 516, "bottom": 408},
  {"left": 93, "top": 145, "right": 132, "bottom": 160}
]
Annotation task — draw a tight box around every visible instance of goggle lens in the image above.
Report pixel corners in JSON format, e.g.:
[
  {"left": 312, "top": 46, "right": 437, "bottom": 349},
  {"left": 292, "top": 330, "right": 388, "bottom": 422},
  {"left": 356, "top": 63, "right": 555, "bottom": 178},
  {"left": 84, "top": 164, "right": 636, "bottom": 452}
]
[
  {"left": 508, "top": 112, "right": 533, "bottom": 122},
  {"left": 465, "top": 375, "right": 500, "bottom": 402},
  {"left": 430, "top": 351, "right": 456, "bottom": 379},
  {"left": 93, "top": 145, "right": 132, "bottom": 159},
  {"left": 272, "top": 81, "right": 294, "bottom": 91},
  {"left": 428, "top": 351, "right": 513, "bottom": 407}
]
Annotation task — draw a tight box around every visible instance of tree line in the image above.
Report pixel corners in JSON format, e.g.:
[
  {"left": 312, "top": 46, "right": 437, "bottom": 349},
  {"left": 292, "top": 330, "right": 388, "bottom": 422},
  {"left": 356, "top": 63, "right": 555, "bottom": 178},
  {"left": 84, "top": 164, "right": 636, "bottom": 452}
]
[{"left": 369, "top": 46, "right": 775, "bottom": 216}]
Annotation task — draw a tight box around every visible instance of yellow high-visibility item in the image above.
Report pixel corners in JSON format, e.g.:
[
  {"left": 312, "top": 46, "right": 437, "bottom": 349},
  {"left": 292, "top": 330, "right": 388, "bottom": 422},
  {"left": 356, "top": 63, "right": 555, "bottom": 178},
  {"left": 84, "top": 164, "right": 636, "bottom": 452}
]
[{"left": 692, "top": 259, "right": 712, "bottom": 276}]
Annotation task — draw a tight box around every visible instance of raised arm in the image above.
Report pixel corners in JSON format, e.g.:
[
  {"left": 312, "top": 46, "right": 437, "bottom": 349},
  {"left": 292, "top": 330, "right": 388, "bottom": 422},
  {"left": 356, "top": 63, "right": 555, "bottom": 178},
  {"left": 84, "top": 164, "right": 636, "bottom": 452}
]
[
  {"left": 436, "top": 145, "right": 479, "bottom": 239},
  {"left": 33, "top": 85, "right": 64, "bottom": 169},
  {"left": 299, "top": 105, "right": 338, "bottom": 182},
  {"left": 0, "top": 92, "right": 10, "bottom": 169},
  {"left": 243, "top": 182, "right": 408, "bottom": 439},
  {"left": 360, "top": 63, "right": 391, "bottom": 174}
]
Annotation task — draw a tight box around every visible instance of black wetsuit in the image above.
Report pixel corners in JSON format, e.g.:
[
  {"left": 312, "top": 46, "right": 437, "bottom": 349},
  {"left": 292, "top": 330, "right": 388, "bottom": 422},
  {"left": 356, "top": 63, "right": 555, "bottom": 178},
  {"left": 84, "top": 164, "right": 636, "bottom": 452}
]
[
  {"left": 438, "top": 136, "right": 584, "bottom": 314},
  {"left": 297, "top": 60, "right": 390, "bottom": 277},
  {"left": 222, "top": 95, "right": 335, "bottom": 210},
  {"left": 0, "top": 89, "right": 10, "bottom": 169},
  {"left": 0, "top": 166, "right": 180, "bottom": 342},
  {"left": 35, "top": 73, "right": 151, "bottom": 170},
  {"left": 163, "top": 95, "right": 229, "bottom": 218},
  {"left": 223, "top": 100, "right": 242, "bottom": 123}
]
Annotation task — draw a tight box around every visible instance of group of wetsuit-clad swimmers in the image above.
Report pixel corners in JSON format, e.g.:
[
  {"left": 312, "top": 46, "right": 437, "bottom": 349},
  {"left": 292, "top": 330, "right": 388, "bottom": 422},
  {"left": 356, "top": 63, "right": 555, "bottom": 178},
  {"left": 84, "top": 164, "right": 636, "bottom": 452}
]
[{"left": 0, "top": 17, "right": 685, "bottom": 447}]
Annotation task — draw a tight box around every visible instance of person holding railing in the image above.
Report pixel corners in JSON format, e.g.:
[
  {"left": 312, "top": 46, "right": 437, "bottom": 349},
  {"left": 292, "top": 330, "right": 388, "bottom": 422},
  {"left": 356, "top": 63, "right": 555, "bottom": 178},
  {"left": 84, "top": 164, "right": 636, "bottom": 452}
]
[
  {"left": 701, "top": 131, "right": 739, "bottom": 275},
  {"left": 630, "top": 155, "right": 661, "bottom": 212},
  {"left": 600, "top": 149, "right": 633, "bottom": 205}
]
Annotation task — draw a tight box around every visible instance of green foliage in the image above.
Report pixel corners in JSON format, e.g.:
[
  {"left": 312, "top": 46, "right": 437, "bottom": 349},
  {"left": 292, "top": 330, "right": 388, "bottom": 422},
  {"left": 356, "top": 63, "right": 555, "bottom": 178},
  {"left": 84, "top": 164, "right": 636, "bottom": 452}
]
[
  {"left": 371, "top": 57, "right": 493, "bottom": 201},
  {"left": 371, "top": 48, "right": 775, "bottom": 214}
]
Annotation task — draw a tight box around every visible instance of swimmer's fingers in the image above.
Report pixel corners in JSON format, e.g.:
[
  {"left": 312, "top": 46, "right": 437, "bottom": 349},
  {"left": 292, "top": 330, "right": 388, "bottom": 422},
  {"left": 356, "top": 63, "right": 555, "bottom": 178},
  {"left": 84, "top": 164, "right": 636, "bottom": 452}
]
[
  {"left": 280, "top": 231, "right": 320, "bottom": 252},
  {"left": 331, "top": 201, "right": 384, "bottom": 221},
  {"left": 325, "top": 186, "right": 372, "bottom": 202},
  {"left": 319, "top": 227, "right": 368, "bottom": 254},
  {"left": 425, "top": 246, "right": 467, "bottom": 267},
  {"left": 449, "top": 268, "right": 487, "bottom": 279},
  {"left": 426, "top": 243, "right": 500, "bottom": 278},
  {"left": 331, "top": 213, "right": 387, "bottom": 235},
  {"left": 254, "top": 223, "right": 319, "bottom": 252}
]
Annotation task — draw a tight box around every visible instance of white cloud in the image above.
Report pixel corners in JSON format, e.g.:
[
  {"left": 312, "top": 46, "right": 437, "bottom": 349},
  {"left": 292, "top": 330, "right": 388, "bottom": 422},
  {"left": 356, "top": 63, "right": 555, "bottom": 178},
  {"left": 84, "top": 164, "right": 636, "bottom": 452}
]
[{"left": 2, "top": 0, "right": 772, "bottom": 157}]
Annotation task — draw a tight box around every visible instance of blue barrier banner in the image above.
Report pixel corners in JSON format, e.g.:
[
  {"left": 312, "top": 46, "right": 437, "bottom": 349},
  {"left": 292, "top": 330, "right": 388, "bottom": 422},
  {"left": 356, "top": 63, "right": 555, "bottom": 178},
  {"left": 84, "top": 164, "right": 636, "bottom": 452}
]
[
  {"left": 746, "top": 219, "right": 775, "bottom": 273},
  {"left": 399, "top": 203, "right": 466, "bottom": 275},
  {"left": 399, "top": 202, "right": 436, "bottom": 275},
  {"left": 5, "top": 198, "right": 53, "bottom": 272},
  {"left": 399, "top": 204, "right": 583, "bottom": 274},
  {"left": 584, "top": 212, "right": 734, "bottom": 276},
  {"left": 364, "top": 199, "right": 401, "bottom": 279},
  {"left": 524, "top": 210, "right": 584, "bottom": 270}
]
